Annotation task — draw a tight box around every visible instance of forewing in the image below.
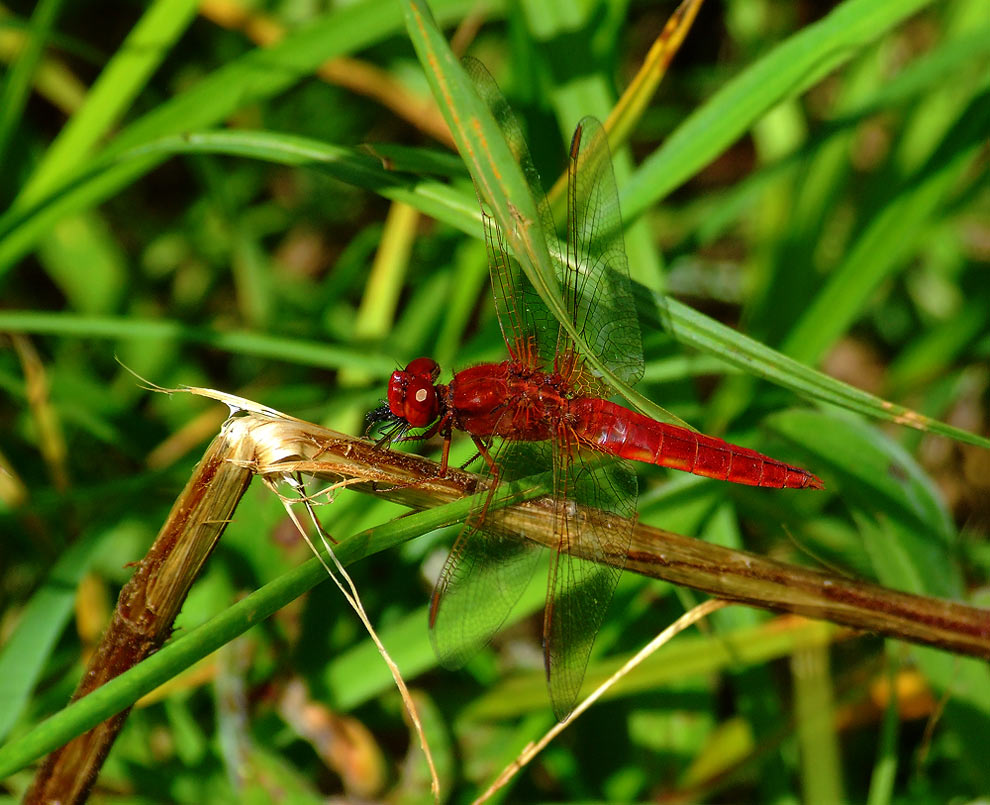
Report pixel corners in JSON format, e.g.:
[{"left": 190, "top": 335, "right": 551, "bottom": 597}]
[
  {"left": 562, "top": 116, "right": 644, "bottom": 387},
  {"left": 463, "top": 56, "right": 559, "bottom": 368},
  {"left": 543, "top": 443, "right": 637, "bottom": 720},
  {"left": 429, "top": 439, "right": 549, "bottom": 669}
]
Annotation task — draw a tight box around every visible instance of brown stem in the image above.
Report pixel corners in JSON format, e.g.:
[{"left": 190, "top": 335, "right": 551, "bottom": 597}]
[
  {"left": 24, "top": 403, "right": 990, "bottom": 802},
  {"left": 622, "top": 528, "right": 989, "bottom": 658},
  {"left": 260, "top": 414, "right": 990, "bottom": 660},
  {"left": 25, "top": 422, "right": 256, "bottom": 804}
]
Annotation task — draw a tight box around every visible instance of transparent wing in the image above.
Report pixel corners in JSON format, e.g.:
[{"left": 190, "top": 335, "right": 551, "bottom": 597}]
[
  {"left": 464, "top": 60, "right": 643, "bottom": 386},
  {"left": 453, "top": 61, "right": 644, "bottom": 720},
  {"left": 541, "top": 119, "right": 642, "bottom": 719},
  {"left": 429, "top": 439, "right": 549, "bottom": 669},
  {"left": 544, "top": 444, "right": 637, "bottom": 720},
  {"left": 561, "top": 116, "right": 644, "bottom": 387},
  {"left": 462, "top": 56, "right": 558, "bottom": 368}
]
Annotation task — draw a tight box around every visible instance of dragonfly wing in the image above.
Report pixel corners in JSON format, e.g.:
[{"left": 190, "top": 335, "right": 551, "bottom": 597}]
[
  {"left": 429, "top": 440, "right": 548, "bottom": 669},
  {"left": 463, "top": 56, "right": 559, "bottom": 368},
  {"left": 543, "top": 443, "right": 637, "bottom": 720},
  {"left": 562, "top": 116, "right": 644, "bottom": 387},
  {"left": 478, "top": 198, "right": 550, "bottom": 367}
]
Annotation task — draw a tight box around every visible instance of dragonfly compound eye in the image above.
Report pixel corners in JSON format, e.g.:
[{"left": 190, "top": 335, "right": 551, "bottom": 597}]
[
  {"left": 402, "top": 377, "right": 438, "bottom": 427},
  {"left": 387, "top": 370, "right": 408, "bottom": 418},
  {"left": 405, "top": 356, "right": 441, "bottom": 382},
  {"left": 387, "top": 370, "right": 439, "bottom": 427}
]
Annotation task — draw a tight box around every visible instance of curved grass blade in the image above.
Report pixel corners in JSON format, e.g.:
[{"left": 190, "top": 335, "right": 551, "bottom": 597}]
[
  {"left": 0, "top": 488, "right": 514, "bottom": 781},
  {"left": 0, "top": 310, "right": 397, "bottom": 374},
  {"left": 429, "top": 441, "right": 547, "bottom": 671},
  {"left": 769, "top": 407, "right": 990, "bottom": 788},
  {"left": 619, "top": 0, "right": 938, "bottom": 220},
  {"left": 0, "top": 0, "right": 66, "bottom": 165},
  {"left": 14, "top": 0, "right": 200, "bottom": 207},
  {"left": 656, "top": 295, "right": 990, "bottom": 450},
  {"left": 0, "top": 0, "right": 489, "bottom": 276},
  {"left": 0, "top": 130, "right": 481, "bottom": 273},
  {"left": 11, "top": 124, "right": 981, "bottom": 453},
  {"left": 544, "top": 0, "right": 706, "bottom": 206},
  {"left": 402, "top": 0, "right": 684, "bottom": 427},
  {"left": 781, "top": 85, "right": 990, "bottom": 365},
  {"left": 0, "top": 532, "right": 109, "bottom": 742}
]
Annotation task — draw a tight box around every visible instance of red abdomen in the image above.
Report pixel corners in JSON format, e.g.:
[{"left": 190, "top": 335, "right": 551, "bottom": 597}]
[{"left": 569, "top": 398, "right": 823, "bottom": 489}]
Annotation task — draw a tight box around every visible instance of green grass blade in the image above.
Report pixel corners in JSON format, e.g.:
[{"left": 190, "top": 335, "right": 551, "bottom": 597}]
[
  {"left": 769, "top": 407, "right": 990, "bottom": 789},
  {"left": 865, "top": 663, "right": 900, "bottom": 805},
  {"left": 656, "top": 295, "right": 990, "bottom": 450},
  {"left": 126, "top": 131, "right": 480, "bottom": 232},
  {"left": 0, "top": 0, "right": 65, "bottom": 164},
  {"left": 912, "top": 648, "right": 990, "bottom": 790},
  {"left": 464, "top": 619, "right": 840, "bottom": 720},
  {"left": 769, "top": 409, "right": 960, "bottom": 595},
  {"left": 620, "top": 0, "right": 936, "bottom": 221},
  {"left": 0, "top": 0, "right": 490, "bottom": 275},
  {"left": 403, "top": 1, "right": 558, "bottom": 300},
  {"left": 782, "top": 85, "right": 990, "bottom": 364},
  {"left": 0, "top": 311, "right": 396, "bottom": 374},
  {"left": 0, "top": 489, "right": 497, "bottom": 780},
  {"left": 793, "top": 644, "right": 844, "bottom": 805},
  {"left": 775, "top": 405, "right": 989, "bottom": 789},
  {"left": 15, "top": 0, "right": 200, "bottom": 207},
  {"left": 0, "top": 532, "right": 108, "bottom": 742},
  {"left": 403, "top": 0, "right": 682, "bottom": 426},
  {"left": 0, "top": 131, "right": 480, "bottom": 273}
]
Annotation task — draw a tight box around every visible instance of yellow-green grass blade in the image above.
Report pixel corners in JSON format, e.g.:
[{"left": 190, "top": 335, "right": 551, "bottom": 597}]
[
  {"left": 0, "top": 310, "right": 397, "bottom": 375},
  {"left": 0, "top": 0, "right": 495, "bottom": 275},
  {"left": 403, "top": 0, "right": 682, "bottom": 426},
  {"left": 0, "top": 0, "right": 66, "bottom": 164},
  {"left": 0, "top": 480, "right": 535, "bottom": 780},
  {"left": 620, "top": 0, "right": 938, "bottom": 220},
  {"left": 657, "top": 296, "right": 990, "bottom": 450},
  {"left": 15, "top": 0, "right": 200, "bottom": 207},
  {"left": 0, "top": 131, "right": 481, "bottom": 275}
]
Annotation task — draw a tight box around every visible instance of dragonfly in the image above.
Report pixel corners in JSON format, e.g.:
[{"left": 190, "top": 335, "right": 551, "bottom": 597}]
[{"left": 368, "top": 58, "right": 823, "bottom": 720}]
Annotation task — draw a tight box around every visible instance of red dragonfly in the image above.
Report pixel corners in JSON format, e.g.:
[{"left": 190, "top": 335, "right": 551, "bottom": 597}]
[{"left": 369, "top": 59, "right": 822, "bottom": 720}]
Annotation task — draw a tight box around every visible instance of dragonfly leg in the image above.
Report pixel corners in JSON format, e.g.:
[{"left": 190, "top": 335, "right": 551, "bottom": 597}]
[
  {"left": 390, "top": 418, "right": 442, "bottom": 447},
  {"left": 471, "top": 435, "right": 500, "bottom": 475},
  {"left": 438, "top": 430, "right": 451, "bottom": 476},
  {"left": 459, "top": 452, "right": 484, "bottom": 471},
  {"left": 456, "top": 435, "right": 498, "bottom": 473},
  {"left": 465, "top": 435, "right": 502, "bottom": 530}
]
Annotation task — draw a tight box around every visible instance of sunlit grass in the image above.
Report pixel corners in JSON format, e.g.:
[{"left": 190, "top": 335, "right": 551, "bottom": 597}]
[{"left": 1, "top": 0, "right": 988, "bottom": 801}]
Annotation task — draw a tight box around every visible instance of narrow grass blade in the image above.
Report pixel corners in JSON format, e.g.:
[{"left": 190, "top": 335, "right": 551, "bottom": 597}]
[
  {"left": 0, "top": 532, "right": 107, "bottom": 742},
  {"left": 0, "top": 0, "right": 488, "bottom": 275},
  {"left": 0, "top": 0, "right": 65, "bottom": 164},
  {"left": 15, "top": 0, "right": 200, "bottom": 207},
  {"left": 0, "top": 130, "right": 480, "bottom": 275},
  {"left": 0, "top": 310, "right": 397, "bottom": 374},
  {"left": 606, "top": 0, "right": 706, "bottom": 161},
  {"left": 769, "top": 409, "right": 960, "bottom": 597},
  {"left": 782, "top": 86, "right": 990, "bottom": 365},
  {"left": 656, "top": 296, "right": 990, "bottom": 450},
  {"left": 402, "top": 0, "right": 681, "bottom": 425},
  {"left": 0, "top": 490, "right": 505, "bottom": 780},
  {"left": 620, "top": 0, "right": 937, "bottom": 220}
]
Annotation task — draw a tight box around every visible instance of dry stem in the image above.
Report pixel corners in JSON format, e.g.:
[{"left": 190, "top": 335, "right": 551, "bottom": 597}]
[
  {"left": 24, "top": 400, "right": 990, "bottom": 802},
  {"left": 25, "top": 416, "right": 256, "bottom": 803}
]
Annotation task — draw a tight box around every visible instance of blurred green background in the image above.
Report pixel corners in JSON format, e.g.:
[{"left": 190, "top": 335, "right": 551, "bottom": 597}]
[{"left": 1, "top": 0, "right": 989, "bottom": 801}]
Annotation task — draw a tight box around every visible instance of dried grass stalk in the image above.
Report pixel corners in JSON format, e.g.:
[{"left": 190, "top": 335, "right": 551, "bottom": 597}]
[
  {"left": 26, "top": 413, "right": 256, "bottom": 803},
  {"left": 25, "top": 395, "right": 990, "bottom": 802}
]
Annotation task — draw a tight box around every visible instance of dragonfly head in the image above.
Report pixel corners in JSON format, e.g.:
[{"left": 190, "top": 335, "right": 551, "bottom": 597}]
[
  {"left": 366, "top": 358, "right": 443, "bottom": 446},
  {"left": 387, "top": 357, "right": 441, "bottom": 428}
]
